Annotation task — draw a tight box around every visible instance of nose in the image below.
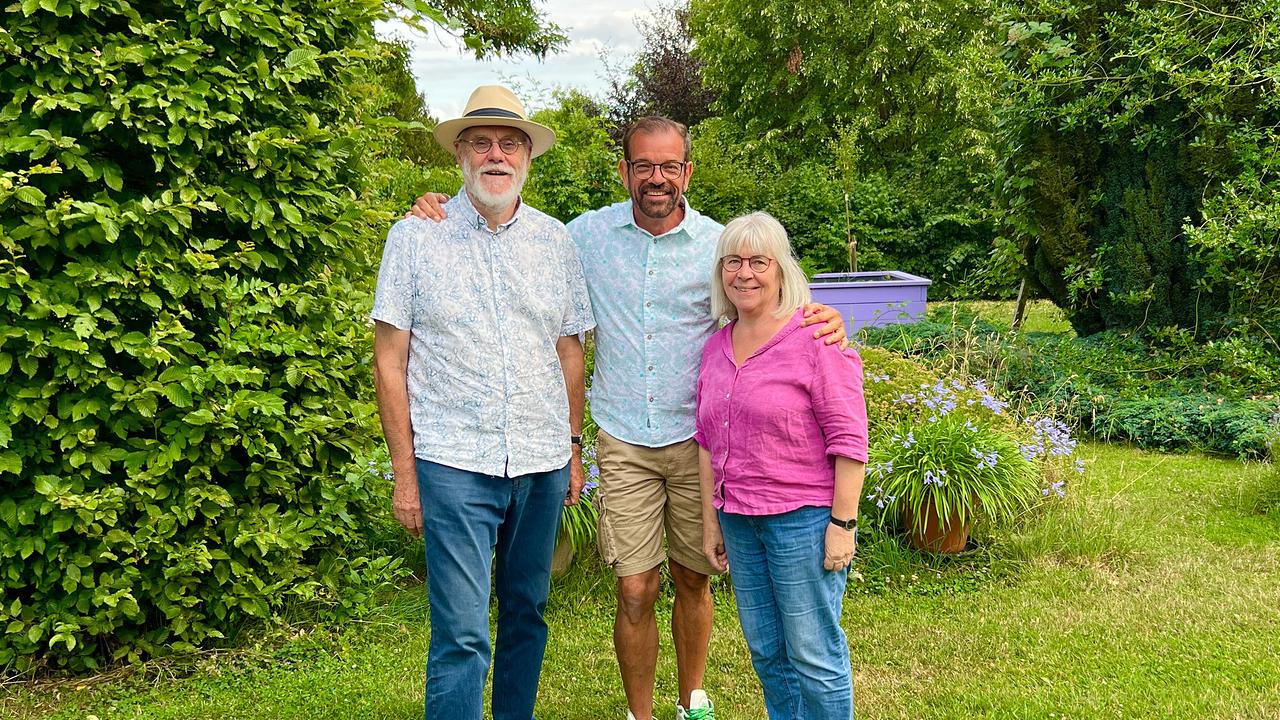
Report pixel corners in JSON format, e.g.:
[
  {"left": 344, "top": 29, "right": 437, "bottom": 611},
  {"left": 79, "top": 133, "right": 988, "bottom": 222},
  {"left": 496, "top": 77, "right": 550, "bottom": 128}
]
[{"left": 481, "top": 141, "right": 506, "bottom": 164}]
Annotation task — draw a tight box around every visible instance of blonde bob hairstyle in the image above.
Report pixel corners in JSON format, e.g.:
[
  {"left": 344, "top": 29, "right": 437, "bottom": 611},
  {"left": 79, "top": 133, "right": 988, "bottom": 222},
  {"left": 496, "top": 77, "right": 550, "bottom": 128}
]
[{"left": 710, "top": 211, "right": 812, "bottom": 321}]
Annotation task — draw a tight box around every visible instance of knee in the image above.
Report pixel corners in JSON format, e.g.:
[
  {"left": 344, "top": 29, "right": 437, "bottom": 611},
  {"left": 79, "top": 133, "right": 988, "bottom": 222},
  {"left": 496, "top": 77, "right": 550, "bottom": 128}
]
[
  {"left": 669, "top": 560, "right": 710, "bottom": 600},
  {"left": 616, "top": 572, "right": 660, "bottom": 623}
]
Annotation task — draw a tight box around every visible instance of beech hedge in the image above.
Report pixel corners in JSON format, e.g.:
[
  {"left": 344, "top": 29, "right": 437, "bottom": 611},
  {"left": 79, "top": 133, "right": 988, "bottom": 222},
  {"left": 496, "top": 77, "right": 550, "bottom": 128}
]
[{"left": 0, "top": 0, "right": 391, "bottom": 671}]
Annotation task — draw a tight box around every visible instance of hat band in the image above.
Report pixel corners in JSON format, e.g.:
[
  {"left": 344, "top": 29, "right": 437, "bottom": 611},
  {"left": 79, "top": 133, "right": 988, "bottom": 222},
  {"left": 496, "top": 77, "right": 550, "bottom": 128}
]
[{"left": 464, "top": 107, "right": 523, "bottom": 120}]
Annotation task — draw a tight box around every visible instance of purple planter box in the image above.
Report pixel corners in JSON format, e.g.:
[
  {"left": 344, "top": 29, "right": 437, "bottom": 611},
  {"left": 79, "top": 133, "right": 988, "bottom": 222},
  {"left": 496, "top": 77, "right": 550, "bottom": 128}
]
[{"left": 808, "top": 271, "right": 932, "bottom": 331}]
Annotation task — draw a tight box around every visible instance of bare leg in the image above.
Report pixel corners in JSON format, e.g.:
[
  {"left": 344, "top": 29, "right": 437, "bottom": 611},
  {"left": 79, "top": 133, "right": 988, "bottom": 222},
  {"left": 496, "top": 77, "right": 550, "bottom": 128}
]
[
  {"left": 670, "top": 559, "right": 713, "bottom": 708},
  {"left": 616, "top": 568, "right": 661, "bottom": 720}
]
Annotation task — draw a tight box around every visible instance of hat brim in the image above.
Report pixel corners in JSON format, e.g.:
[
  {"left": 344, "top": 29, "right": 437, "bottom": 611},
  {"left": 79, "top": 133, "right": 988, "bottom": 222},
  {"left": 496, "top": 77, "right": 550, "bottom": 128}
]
[{"left": 434, "top": 116, "right": 556, "bottom": 158}]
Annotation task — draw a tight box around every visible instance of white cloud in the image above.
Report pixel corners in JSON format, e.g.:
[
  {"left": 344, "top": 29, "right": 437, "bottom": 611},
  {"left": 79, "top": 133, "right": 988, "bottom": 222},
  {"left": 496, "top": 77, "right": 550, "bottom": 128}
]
[{"left": 378, "top": 0, "right": 649, "bottom": 120}]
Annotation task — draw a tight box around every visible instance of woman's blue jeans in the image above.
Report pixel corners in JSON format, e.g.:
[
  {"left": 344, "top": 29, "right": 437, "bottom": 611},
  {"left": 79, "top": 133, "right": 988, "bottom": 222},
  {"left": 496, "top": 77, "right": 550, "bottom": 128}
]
[
  {"left": 417, "top": 458, "right": 568, "bottom": 720},
  {"left": 719, "top": 505, "right": 854, "bottom": 720}
]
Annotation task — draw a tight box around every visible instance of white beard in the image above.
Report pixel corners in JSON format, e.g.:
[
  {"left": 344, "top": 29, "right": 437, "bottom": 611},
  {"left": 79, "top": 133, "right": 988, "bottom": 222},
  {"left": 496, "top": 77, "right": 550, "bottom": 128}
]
[{"left": 462, "top": 158, "right": 528, "bottom": 216}]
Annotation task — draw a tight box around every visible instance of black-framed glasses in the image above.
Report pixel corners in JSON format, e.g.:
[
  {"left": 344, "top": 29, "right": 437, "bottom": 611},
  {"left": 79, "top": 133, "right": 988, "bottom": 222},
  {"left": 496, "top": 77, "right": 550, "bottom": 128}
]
[
  {"left": 456, "top": 137, "right": 528, "bottom": 155},
  {"left": 626, "top": 160, "right": 687, "bottom": 180},
  {"left": 720, "top": 255, "right": 773, "bottom": 272}
]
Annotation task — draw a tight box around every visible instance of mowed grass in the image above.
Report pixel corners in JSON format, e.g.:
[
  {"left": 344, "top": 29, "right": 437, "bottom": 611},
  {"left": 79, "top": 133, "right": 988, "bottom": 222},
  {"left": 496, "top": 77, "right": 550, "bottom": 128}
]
[
  {"left": 6, "top": 441, "right": 1279, "bottom": 718},
  {"left": 929, "top": 299, "right": 1074, "bottom": 335}
]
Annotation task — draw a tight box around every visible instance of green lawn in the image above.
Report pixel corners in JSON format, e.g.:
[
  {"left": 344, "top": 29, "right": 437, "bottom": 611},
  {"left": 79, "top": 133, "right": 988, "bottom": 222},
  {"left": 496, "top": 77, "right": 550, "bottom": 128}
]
[
  {"left": 5, "top": 442, "right": 1279, "bottom": 719},
  {"left": 928, "top": 299, "right": 1074, "bottom": 335}
]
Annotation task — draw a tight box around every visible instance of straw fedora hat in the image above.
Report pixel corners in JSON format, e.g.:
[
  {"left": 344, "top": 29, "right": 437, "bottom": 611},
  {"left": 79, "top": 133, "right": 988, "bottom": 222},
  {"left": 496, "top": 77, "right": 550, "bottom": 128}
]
[{"left": 433, "top": 85, "right": 556, "bottom": 158}]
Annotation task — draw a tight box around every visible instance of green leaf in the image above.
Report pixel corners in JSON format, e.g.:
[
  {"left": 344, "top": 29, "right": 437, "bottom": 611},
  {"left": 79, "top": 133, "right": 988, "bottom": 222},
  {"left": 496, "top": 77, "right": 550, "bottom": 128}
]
[
  {"left": 279, "top": 201, "right": 302, "bottom": 225},
  {"left": 0, "top": 451, "right": 21, "bottom": 476},
  {"left": 284, "top": 48, "right": 320, "bottom": 68},
  {"left": 14, "top": 186, "right": 45, "bottom": 205},
  {"left": 162, "top": 384, "right": 192, "bottom": 408},
  {"left": 184, "top": 408, "right": 216, "bottom": 425},
  {"left": 0, "top": 499, "right": 16, "bottom": 530},
  {"left": 101, "top": 163, "right": 122, "bottom": 191}
]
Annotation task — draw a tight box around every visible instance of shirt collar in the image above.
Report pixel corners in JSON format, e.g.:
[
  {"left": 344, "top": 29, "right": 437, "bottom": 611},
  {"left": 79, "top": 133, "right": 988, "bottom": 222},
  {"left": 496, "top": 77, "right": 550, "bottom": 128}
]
[
  {"left": 614, "top": 198, "right": 699, "bottom": 238},
  {"left": 455, "top": 190, "right": 524, "bottom": 234},
  {"left": 724, "top": 309, "right": 806, "bottom": 363}
]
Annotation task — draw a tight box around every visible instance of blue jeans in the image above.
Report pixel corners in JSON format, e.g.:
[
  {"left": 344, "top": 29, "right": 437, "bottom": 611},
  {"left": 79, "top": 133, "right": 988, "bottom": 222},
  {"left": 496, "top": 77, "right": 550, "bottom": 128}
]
[
  {"left": 417, "top": 458, "right": 568, "bottom": 720},
  {"left": 719, "top": 506, "right": 854, "bottom": 720}
]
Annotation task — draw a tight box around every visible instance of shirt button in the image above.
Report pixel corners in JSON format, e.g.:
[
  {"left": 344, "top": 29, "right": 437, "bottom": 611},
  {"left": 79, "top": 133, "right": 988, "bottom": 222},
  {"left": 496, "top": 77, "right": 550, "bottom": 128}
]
[
  {"left": 647, "top": 365, "right": 654, "bottom": 371},
  {"left": 723, "top": 420, "right": 729, "bottom": 426},
  {"left": 648, "top": 270, "right": 654, "bottom": 276},
  {"left": 645, "top": 301, "right": 652, "bottom": 307},
  {"left": 725, "top": 393, "right": 730, "bottom": 399},
  {"left": 648, "top": 396, "right": 654, "bottom": 402},
  {"left": 646, "top": 334, "right": 652, "bottom": 340}
]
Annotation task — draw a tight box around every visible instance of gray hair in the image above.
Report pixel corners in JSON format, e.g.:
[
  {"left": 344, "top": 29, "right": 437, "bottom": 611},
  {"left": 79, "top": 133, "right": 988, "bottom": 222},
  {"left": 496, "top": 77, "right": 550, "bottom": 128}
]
[{"left": 710, "top": 212, "right": 811, "bottom": 321}]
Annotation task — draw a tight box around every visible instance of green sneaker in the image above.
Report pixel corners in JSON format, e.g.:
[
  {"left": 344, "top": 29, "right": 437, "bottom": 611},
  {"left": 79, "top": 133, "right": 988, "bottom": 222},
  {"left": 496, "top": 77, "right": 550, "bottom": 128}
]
[{"left": 677, "top": 689, "right": 714, "bottom": 720}]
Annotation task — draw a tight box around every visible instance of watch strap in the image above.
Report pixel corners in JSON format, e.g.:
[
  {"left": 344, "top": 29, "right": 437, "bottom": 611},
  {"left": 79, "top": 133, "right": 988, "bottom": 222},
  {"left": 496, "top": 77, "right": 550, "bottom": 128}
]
[
  {"left": 570, "top": 435, "right": 582, "bottom": 446},
  {"left": 830, "top": 515, "right": 857, "bottom": 530}
]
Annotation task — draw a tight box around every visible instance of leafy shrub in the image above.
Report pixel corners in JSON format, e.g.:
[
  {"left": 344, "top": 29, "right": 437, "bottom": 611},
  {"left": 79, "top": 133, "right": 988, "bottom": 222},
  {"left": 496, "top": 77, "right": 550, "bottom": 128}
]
[
  {"left": 995, "top": 1, "right": 1280, "bottom": 339},
  {"left": 1, "top": 0, "right": 390, "bottom": 671},
  {"left": 1093, "top": 395, "right": 1278, "bottom": 459},
  {"left": 522, "top": 91, "right": 627, "bottom": 224},
  {"left": 861, "top": 313, "right": 1280, "bottom": 459}
]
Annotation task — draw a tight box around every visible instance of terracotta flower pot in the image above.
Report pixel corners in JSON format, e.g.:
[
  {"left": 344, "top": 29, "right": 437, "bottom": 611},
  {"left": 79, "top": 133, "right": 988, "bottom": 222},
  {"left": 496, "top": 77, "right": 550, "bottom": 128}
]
[
  {"left": 903, "top": 496, "right": 971, "bottom": 553},
  {"left": 550, "top": 530, "right": 575, "bottom": 577}
]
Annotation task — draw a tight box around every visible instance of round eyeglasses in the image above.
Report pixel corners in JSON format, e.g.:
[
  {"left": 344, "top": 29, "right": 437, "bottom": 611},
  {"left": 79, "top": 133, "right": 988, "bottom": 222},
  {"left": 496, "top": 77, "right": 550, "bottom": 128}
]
[
  {"left": 626, "top": 160, "right": 687, "bottom": 180},
  {"left": 720, "top": 255, "right": 773, "bottom": 272},
  {"left": 456, "top": 137, "right": 528, "bottom": 155}
]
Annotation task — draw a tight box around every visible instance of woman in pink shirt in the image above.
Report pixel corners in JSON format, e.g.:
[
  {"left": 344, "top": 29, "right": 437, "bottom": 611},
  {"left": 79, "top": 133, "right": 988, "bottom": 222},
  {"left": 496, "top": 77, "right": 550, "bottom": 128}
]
[{"left": 694, "top": 212, "right": 868, "bottom": 720}]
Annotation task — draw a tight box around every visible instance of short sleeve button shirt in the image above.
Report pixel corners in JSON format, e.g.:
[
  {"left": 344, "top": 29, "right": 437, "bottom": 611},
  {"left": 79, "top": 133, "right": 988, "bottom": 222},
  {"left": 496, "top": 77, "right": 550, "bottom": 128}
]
[
  {"left": 566, "top": 200, "right": 723, "bottom": 447},
  {"left": 371, "top": 192, "right": 595, "bottom": 477}
]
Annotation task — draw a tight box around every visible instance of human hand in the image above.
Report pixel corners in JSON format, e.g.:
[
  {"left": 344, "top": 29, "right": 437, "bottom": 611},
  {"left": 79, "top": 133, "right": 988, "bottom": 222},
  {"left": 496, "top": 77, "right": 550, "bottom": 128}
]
[
  {"left": 406, "top": 192, "right": 451, "bottom": 221},
  {"left": 823, "top": 522, "right": 856, "bottom": 571},
  {"left": 392, "top": 473, "right": 422, "bottom": 538},
  {"left": 801, "top": 303, "right": 848, "bottom": 348},
  {"left": 565, "top": 456, "right": 585, "bottom": 506},
  {"left": 703, "top": 522, "right": 729, "bottom": 574}
]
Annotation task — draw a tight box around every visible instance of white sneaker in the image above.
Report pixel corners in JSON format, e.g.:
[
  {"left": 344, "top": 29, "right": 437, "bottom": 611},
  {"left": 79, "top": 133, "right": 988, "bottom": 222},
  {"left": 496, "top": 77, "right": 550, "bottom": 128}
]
[{"left": 677, "top": 689, "right": 715, "bottom": 720}]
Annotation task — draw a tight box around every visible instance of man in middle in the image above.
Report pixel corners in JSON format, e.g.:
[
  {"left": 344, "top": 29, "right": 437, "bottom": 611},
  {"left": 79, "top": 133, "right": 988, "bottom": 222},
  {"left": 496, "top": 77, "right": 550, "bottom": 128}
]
[{"left": 411, "top": 115, "right": 846, "bottom": 720}]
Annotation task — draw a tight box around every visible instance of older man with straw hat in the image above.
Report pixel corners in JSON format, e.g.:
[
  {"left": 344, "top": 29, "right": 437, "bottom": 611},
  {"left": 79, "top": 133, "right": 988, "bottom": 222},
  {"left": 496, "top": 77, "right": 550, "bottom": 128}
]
[{"left": 371, "top": 85, "right": 595, "bottom": 720}]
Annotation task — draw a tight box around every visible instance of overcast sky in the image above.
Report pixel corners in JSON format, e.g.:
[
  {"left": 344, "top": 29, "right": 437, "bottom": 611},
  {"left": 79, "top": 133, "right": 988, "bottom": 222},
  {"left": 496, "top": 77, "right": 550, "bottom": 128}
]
[{"left": 376, "top": 1, "right": 647, "bottom": 121}]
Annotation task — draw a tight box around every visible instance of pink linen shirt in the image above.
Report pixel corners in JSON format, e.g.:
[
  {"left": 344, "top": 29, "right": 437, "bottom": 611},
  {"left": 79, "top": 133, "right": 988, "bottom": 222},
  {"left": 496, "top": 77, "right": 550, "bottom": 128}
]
[{"left": 694, "top": 309, "right": 868, "bottom": 516}]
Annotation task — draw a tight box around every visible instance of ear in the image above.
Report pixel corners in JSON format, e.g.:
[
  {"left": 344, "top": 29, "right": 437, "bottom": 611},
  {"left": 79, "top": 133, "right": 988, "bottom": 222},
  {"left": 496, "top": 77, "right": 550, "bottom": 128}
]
[
  {"left": 617, "top": 157, "right": 628, "bottom": 186},
  {"left": 681, "top": 161, "right": 694, "bottom": 190}
]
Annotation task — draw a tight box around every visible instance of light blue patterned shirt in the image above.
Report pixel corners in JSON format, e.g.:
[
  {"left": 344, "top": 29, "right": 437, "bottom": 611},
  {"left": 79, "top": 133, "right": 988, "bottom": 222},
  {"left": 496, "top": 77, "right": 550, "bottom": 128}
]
[
  {"left": 371, "top": 193, "right": 595, "bottom": 477},
  {"left": 566, "top": 200, "right": 723, "bottom": 447}
]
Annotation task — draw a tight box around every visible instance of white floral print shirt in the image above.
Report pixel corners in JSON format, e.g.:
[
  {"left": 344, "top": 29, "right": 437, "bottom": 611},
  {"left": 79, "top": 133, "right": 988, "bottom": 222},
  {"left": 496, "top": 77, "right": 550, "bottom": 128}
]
[{"left": 371, "top": 192, "right": 595, "bottom": 477}]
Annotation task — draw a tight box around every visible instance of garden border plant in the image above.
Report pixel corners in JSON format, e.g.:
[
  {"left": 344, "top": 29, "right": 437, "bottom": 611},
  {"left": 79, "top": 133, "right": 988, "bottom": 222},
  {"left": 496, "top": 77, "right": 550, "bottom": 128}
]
[{"left": 0, "top": 0, "right": 400, "bottom": 672}]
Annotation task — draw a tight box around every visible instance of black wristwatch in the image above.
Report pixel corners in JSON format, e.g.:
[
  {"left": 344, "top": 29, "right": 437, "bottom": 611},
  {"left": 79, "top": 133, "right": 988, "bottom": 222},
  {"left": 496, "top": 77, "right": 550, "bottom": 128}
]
[
  {"left": 830, "top": 515, "right": 857, "bottom": 531},
  {"left": 570, "top": 435, "right": 582, "bottom": 446}
]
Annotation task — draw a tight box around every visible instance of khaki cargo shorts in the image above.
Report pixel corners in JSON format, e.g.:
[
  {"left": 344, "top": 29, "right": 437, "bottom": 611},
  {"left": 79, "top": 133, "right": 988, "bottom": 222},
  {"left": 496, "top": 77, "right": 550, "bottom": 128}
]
[{"left": 595, "top": 429, "right": 717, "bottom": 578}]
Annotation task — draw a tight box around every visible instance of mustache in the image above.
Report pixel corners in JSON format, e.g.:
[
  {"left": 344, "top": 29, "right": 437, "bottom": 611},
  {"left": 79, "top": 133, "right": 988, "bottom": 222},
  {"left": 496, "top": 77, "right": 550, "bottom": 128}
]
[{"left": 641, "top": 180, "right": 676, "bottom": 193}]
